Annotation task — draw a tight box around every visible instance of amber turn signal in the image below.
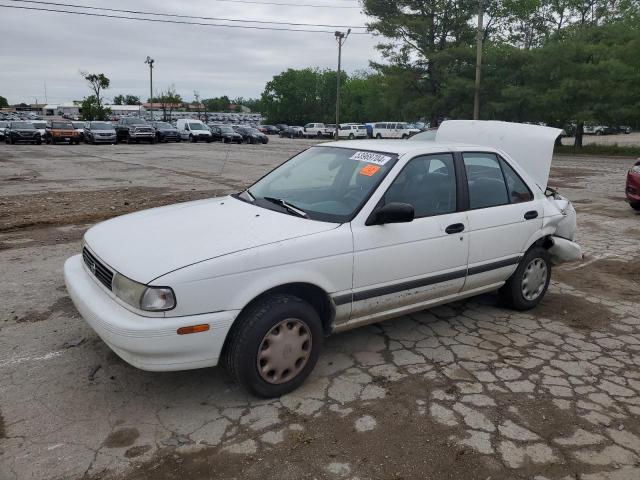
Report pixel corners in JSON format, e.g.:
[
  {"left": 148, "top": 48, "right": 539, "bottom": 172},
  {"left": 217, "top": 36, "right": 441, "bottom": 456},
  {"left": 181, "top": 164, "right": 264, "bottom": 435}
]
[{"left": 177, "top": 324, "right": 210, "bottom": 335}]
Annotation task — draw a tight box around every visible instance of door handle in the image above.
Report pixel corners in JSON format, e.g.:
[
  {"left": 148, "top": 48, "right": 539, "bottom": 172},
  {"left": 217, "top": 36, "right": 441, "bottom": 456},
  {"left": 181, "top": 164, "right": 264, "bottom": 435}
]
[
  {"left": 524, "top": 210, "right": 539, "bottom": 220},
  {"left": 445, "top": 223, "right": 465, "bottom": 234}
]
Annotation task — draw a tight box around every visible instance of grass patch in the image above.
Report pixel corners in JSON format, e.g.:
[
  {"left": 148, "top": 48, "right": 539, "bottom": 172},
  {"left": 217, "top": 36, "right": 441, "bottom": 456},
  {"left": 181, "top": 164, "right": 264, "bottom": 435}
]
[{"left": 555, "top": 144, "right": 640, "bottom": 157}]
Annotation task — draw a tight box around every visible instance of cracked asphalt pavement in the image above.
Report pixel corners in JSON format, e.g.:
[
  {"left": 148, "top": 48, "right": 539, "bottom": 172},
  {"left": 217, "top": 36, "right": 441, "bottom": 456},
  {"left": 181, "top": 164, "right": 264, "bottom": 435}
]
[{"left": 1, "top": 138, "right": 640, "bottom": 480}]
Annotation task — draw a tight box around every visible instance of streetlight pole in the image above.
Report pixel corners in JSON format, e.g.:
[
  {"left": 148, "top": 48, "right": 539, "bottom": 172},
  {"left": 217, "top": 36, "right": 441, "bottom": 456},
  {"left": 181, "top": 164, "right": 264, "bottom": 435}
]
[
  {"left": 145, "top": 56, "right": 154, "bottom": 119},
  {"left": 473, "top": 1, "right": 484, "bottom": 120},
  {"left": 335, "top": 29, "right": 350, "bottom": 140}
]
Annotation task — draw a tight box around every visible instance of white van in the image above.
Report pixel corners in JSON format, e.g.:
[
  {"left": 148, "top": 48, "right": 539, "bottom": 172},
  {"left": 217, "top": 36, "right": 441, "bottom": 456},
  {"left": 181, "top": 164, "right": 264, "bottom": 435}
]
[
  {"left": 176, "top": 119, "right": 212, "bottom": 142},
  {"left": 372, "top": 122, "right": 412, "bottom": 139},
  {"left": 336, "top": 124, "right": 367, "bottom": 139}
]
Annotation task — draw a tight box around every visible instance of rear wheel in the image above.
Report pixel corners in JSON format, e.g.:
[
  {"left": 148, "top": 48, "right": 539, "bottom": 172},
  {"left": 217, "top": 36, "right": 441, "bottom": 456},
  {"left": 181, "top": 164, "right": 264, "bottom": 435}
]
[
  {"left": 499, "top": 247, "right": 551, "bottom": 310},
  {"left": 349, "top": 133, "right": 355, "bottom": 140},
  {"left": 376, "top": 133, "right": 382, "bottom": 139},
  {"left": 630, "top": 202, "right": 640, "bottom": 211},
  {"left": 224, "top": 294, "right": 323, "bottom": 398},
  {"left": 190, "top": 134, "right": 196, "bottom": 143}
]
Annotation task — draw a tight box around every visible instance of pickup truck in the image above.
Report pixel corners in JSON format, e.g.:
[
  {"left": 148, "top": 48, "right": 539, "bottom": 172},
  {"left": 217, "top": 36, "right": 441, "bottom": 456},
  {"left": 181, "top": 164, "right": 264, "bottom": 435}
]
[
  {"left": 115, "top": 117, "right": 156, "bottom": 144},
  {"left": 303, "top": 123, "right": 333, "bottom": 138}
]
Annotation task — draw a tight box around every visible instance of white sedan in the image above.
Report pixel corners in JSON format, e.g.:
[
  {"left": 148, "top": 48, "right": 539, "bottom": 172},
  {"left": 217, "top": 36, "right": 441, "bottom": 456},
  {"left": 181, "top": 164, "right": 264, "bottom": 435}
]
[{"left": 64, "top": 120, "right": 581, "bottom": 397}]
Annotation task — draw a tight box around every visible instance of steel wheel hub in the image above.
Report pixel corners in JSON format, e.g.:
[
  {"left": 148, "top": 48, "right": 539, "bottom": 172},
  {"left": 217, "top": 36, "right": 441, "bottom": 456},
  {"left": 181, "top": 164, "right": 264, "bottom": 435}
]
[
  {"left": 521, "top": 258, "right": 547, "bottom": 301},
  {"left": 257, "top": 318, "right": 312, "bottom": 385}
]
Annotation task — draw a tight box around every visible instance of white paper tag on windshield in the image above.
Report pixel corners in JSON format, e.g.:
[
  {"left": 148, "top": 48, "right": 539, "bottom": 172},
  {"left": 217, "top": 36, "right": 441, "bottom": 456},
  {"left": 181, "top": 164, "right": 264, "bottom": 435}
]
[{"left": 350, "top": 151, "right": 392, "bottom": 166}]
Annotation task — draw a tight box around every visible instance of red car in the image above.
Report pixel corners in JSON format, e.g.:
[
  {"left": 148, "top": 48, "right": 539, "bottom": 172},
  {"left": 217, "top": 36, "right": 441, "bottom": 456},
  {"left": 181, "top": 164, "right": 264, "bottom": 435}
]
[{"left": 627, "top": 159, "right": 640, "bottom": 211}]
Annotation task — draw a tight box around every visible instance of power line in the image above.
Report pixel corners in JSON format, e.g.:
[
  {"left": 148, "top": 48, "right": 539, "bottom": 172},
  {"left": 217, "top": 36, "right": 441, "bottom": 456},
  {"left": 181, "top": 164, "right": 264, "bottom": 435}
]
[
  {"left": 175, "top": 0, "right": 361, "bottom": 8},
  {"left": 8, "top": 0, "right": 367, "bottom": 28},
  {"left": 0, "top": 4, "right": 371, "bottom": 33}
]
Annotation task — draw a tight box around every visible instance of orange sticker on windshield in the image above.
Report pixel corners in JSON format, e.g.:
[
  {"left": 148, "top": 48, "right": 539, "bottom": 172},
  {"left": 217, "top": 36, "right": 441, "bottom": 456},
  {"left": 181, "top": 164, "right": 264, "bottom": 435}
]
[{"left": 360, "top": 165, "right": 381, "bottom": 176}]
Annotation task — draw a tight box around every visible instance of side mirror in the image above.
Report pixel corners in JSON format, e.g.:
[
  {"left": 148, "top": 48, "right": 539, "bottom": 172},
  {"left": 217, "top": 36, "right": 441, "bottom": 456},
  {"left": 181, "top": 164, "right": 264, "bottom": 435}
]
[{"left": 366, "top": 202, "right": 415, "bottom": 226}]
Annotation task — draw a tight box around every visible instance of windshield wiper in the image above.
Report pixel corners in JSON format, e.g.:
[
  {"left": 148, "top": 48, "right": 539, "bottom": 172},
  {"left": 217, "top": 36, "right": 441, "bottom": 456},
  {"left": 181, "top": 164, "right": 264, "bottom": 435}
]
[{"left": 263, "top": 197, "right": 308, "bottom": 218}]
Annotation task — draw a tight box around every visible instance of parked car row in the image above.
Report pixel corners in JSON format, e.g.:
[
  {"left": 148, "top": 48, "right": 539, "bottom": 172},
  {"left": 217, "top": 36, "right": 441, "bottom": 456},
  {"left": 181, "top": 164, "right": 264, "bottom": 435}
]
[{"left": 1, "top": 118, "right": 270, "bottom": 146}]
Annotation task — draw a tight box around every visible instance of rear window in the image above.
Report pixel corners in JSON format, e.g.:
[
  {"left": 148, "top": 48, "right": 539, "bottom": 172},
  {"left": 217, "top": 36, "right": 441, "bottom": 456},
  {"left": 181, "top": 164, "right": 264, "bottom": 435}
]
[{"left": 51, "top": 122, "right": 73, "bottom": 129}]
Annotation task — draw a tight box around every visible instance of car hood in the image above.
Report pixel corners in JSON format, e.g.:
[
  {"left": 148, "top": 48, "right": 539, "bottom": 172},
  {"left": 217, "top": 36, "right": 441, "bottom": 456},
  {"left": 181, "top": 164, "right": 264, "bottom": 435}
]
[
  {"left": 436, "top": 120, "right": 562, "bottom": 190},
  {"left": 92, "top": 129, "right": 116, "bottom": 134},
  {"left": 84, "top": 196, "right": 339, "bottom": 283}
]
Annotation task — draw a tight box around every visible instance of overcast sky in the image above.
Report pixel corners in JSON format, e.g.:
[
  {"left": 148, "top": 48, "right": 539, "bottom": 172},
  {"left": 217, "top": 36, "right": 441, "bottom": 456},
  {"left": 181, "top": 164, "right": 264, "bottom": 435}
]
[{"left": 0, "top": 0, "right": 383, "bottom": 105}]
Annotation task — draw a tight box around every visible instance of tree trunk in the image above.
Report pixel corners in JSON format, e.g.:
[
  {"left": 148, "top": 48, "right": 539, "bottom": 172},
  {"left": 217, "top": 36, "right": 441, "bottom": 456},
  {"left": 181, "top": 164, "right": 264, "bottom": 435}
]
[{"left": 574, "top": 121, "right": 584, "bottom": 149}]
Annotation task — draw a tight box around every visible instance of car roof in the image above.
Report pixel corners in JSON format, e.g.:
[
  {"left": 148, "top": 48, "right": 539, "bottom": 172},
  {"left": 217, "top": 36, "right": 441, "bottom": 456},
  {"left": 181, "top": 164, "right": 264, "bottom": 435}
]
[{"left": 327, "top": 139, "right": 493, "bottom": 156}]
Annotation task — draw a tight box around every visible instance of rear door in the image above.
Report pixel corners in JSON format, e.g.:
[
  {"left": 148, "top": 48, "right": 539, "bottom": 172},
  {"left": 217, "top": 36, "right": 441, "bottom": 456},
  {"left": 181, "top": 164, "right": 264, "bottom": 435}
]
[{"left": 461, "top": 152, "right": 543, "bottom": 292}]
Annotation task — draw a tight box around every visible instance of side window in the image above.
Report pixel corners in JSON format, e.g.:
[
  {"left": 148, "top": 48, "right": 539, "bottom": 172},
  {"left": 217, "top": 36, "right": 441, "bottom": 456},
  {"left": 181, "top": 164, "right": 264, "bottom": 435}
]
[
  {"left": 463, "top": 153, "right": 509, "bottom": 209},
  {"left": 384, "top": 154, "right": 457, "bottom": 218},
  {"left": 500, "top": 157, "right": 533, "bottom": 204}
]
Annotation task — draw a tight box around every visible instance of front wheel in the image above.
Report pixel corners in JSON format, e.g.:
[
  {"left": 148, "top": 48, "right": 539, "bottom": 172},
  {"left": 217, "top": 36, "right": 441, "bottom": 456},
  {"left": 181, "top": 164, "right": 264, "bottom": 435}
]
[
  {"left": 375, "top": 133, "right": 382, "bottom": 139},
  {"left": 224, "top": 294, "right": 323, "bottom": 398},
  {"left": 499, "top": 247, "right": 551, "bottom": 310},
  {"left": 630, "top": 202, "right": 640, "bottom": 211},
  {"left": 349, "top": 133, "right": 355, "bottom": 140}
]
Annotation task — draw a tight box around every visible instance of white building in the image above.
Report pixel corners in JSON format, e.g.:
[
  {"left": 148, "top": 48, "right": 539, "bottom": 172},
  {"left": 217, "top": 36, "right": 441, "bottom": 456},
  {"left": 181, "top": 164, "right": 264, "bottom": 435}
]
[
  {"left": 42, "top": 102, "right": 80, "bottom": 117},
  {"left": 105, "top": 104, "right": 146, "bottom": 117}
]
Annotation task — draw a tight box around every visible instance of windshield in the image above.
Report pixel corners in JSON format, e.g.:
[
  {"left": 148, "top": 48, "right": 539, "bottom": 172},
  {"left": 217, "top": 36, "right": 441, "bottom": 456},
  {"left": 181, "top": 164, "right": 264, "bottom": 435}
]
[
  {"left": 52, "top": 122, "right": 73, "bottom": 129},
  {"left": 189, "top": 123, "right": 205, "bottom": 130},
  {"left": 0, "top": 122, "right": 7, "bottom": 127},
  {"left": 72, "top": 122, "right": 84, "bottom": 128},
  {"left": 13, "top": 122, "right": 34, "bottom": 129},
  {"left": 220, "top": 126, "right": 234, "bottom": 133},
  {"left": 90, "top": 122, "right": 114, "bottom": 130},
  {"left": 32, "top": 122, "right": 46, "bottom": 128},
  {"left": 155, "top": 122, "right": 173, "bottom": 129},
  {"left": 127, "top": 118, "right": 146, "bottom": 125},
  {"left": 246, "top": 146, "right": 398, "bottom": 223}
]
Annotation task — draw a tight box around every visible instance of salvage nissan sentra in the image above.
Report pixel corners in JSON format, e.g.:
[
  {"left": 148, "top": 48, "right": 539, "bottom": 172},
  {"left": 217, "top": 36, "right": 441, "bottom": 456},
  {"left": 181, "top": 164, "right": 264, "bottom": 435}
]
[{"left": 64, "top": 120, "right": 581, "bottom": 397}]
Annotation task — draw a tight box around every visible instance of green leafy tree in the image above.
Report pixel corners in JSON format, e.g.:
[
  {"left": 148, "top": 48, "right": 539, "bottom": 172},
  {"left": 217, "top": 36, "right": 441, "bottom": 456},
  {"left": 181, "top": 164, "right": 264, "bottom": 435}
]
[
  {"left": 157, "top": 85, "right": 183, "bottom": 121},
  {"left": 80, "top": 72, "right": 110, "bottom": 109},
  {"left": 80, "top": 95, "right": 111, "bottom": 121},
  {"left": 0, "top": 95, "right": 8, "bottom": 108},
  {"left": 113, "top": 94, "right": 140, "bottom": 105}
]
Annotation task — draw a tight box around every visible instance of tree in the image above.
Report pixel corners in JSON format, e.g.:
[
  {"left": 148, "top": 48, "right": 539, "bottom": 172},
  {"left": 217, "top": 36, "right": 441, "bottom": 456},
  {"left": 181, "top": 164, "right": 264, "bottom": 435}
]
[
  {"left": 157, "top": 85, "right": 183, "bottom": 121},
  {"left": 113, "top": 94, "right": 140, "bottom": 105},
  {"left": 80, "top": 72, "right": 110, "bottom": 109},
  {"left": 0, "top": 95, "right": 8, "bottom": 108},
  {"left": 203, "top": 96, "right": 231, "bottom": 112},
  {"left": 80, "top": 95, "right": 111, "bottom": 121}
]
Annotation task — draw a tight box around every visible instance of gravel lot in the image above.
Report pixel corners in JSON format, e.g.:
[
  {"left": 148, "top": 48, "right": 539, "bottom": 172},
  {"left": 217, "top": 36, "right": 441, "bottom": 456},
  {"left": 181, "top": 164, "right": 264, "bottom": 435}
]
[{"left": 1, "top": 138, "right": 640, "bottom": 480}]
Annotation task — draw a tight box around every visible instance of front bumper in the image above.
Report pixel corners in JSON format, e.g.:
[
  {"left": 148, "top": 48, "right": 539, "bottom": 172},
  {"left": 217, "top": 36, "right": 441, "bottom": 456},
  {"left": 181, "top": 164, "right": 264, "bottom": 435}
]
[
  {"left": 626, "top": 172, "right": 640, "bottom": 203},
  {"left": 64, "top": 255, "right": 238, "bottom": 371},
  {"left": 93, "top": 135, "right": 117, "bottom": 143}
]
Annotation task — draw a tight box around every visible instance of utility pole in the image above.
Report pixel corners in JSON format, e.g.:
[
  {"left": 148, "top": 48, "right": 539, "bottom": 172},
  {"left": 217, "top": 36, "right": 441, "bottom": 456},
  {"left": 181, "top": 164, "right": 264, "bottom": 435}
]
[
  {"left": 334, "top": 29, "right": 351, "bottom": 140},
  {"left": 473, "top": 1, "right": 484, "bottom": 120},
  {"left": 145, "top": 56, "right": 154, "bottom": 119}
]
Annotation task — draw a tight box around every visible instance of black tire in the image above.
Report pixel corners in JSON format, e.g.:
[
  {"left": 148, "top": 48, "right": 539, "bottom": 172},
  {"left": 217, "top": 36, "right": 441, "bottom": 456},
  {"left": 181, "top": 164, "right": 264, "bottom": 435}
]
[
  {"left": 36, "top": 139, "right": 42, "bottom": 145},
  {"left": 349, "top": 133, "right": 355, "bottom": 140},
  {"left": 317, "top": 131, "right": 323, "bottom": 138},
  {"left": 630, "top": 202, "right": 640, "bottom": 211},
  {"left": 150, "top": 137, "right": 156, "bottom": 144},
  {"left": 376, "top": 133, "right": 382, "bottom": 139},
  {"left": 224, "top": 294, "right": 323, "bottom": 398},
  {"left": 402, "top": 134, "right": 408, "bottom": 139},
  {"left": 190, "top": 134, "right": 196, "bottom": 143},
  {"left": 127, "top": 134, "right": 133, "bottom": 144},
  {"left": 499, "top": 246, "right": 551, "bottom": 311}
]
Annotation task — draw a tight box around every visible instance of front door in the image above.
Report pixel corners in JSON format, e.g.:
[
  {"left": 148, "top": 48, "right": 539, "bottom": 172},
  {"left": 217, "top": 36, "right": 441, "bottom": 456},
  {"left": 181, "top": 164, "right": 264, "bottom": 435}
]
[{"left": 348, "top": 153, "right": 469, "bottom": 326}]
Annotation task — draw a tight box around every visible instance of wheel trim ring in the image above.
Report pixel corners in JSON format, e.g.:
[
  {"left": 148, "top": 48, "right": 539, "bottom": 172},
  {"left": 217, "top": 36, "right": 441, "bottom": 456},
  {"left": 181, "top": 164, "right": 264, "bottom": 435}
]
[
  {"left": 521, "top": 258, "right": 547, "bottom": 301},
  {"left": 256, "top": 318, "right": 312, "bottom": 385}
]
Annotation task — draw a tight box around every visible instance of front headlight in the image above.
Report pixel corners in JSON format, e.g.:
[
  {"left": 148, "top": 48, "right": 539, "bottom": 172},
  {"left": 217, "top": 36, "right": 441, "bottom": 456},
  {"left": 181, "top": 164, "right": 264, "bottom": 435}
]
[
  {"left": 112, "top": 273, "right": 175, "bottom": 311},
  {"left": 632, "top": 165, "right": 640, "bottom": 174}
]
